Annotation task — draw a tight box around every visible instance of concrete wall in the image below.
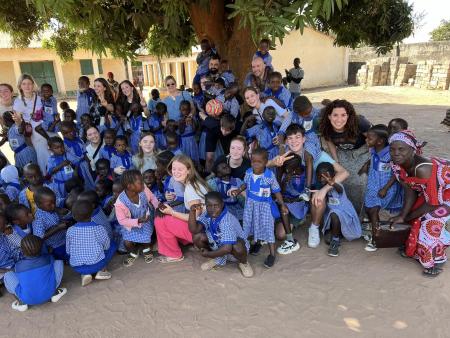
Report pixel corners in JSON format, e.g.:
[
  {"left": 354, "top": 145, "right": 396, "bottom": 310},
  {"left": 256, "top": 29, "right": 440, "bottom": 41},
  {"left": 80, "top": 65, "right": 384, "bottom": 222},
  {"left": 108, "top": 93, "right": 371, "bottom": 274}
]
[
  {"left": 0, "top": 61, "right": 15, "bottom": 86},
  {"left": 270, "top": 28, "right": 348, "bottom": 89},
  {"left": 349, "top": 41, "right": 450, "bottom": 64}
]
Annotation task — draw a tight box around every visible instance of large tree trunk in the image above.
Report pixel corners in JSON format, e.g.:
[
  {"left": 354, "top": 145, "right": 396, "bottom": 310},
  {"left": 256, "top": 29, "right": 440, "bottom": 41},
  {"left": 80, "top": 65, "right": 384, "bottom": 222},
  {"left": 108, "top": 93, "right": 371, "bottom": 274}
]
[{"left": 188, "top": 1, "right": 256, "bottom": 85}]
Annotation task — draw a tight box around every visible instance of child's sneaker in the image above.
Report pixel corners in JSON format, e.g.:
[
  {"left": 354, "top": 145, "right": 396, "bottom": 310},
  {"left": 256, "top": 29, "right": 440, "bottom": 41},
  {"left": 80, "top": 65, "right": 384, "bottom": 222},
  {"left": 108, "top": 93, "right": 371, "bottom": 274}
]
[
  {"left": 123, "top": 252, "right": 139, "bottom": 267},
  {"left": 81, "top": 274, "right": 93, "bottom": 286},
  {"left": 308, "top": 225, "right": 320, "bottom": 248},
  {"left": 238, "top": 262, "right": 254, "bottom": 278},
  {"left": 143, "top": 251, "right": 154, "bottom": 264},
  {"left": 365, "top": 242, "right": 378, "bottom": 252},
  {"left": 277, "top": 239, "right": 300, "bottom": 255},
  {"left": 12, "top": 299, "right": 28, "bottom": 312},
  {"left": 201, "top": 259, "right": 218, "bottom": 271},
  {"left": 249, "top": 242, "right": 262, "bottom": 256},
  {"left": 328, "top": 240, "right": 340, "bottom": 257},
  {"left": 95, "top": 270, "right": 112, "bottom": 280},
  {"left": 263, "top": 254, "right": 276, "bottom": 268},
  {"left": 51, "top": 287, "right": 67, "bottom": 303}
]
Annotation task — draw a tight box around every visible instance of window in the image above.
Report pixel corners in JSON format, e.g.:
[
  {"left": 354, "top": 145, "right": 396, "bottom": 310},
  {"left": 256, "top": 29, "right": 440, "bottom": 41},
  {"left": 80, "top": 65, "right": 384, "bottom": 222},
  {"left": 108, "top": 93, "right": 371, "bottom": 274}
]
[
  {"left": 97, "top": 59, "right": 103, "bottom": 74},
  {"left": 80, "top": 59, "right": 94, "bottom": 75}
]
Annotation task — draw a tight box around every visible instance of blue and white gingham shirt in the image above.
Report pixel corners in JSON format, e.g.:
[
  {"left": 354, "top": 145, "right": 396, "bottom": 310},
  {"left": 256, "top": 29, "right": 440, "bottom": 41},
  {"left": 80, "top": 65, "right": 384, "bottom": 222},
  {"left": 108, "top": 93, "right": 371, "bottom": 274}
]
[{"left": 33, "top": 208, "right": 66, "bottom": 249}]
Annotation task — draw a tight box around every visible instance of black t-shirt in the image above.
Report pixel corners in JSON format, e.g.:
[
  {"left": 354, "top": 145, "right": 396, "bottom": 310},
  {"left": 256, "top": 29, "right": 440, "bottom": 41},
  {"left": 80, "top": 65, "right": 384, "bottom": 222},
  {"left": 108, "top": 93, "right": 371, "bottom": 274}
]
[
  {"left": 215, "top": 155, "right": 251, "bottom": 180},
  {"left": 329, "top": 115, "right": 371, "bottom": 150}
]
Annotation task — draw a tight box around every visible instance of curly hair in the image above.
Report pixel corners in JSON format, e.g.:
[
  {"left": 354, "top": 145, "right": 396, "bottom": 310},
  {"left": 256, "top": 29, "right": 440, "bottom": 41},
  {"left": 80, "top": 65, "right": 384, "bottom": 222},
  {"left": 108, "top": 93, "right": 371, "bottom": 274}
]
[{"left": 319, "top": 99, "right": 359, "bottom": 141}]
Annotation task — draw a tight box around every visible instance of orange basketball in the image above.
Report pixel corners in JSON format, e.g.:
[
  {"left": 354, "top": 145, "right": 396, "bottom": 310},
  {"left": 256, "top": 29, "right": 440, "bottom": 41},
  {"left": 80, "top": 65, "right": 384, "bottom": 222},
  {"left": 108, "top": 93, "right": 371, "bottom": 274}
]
[{"left": 205, "top": 99, "right": 223, "bottom": 117}]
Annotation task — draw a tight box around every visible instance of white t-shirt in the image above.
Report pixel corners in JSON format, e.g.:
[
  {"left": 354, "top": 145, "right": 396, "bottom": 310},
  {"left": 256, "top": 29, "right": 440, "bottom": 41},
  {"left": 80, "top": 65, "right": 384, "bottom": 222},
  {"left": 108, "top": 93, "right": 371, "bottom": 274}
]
[
  {"left": 12, "top": 94, "right": 43, "bottom": 123},
  {"left": 253, "top": 99, "right": 288, "bottom": 125},
  {"left": 86, "top": 142, "right": 104, "bottom": 171},
  {"left": 184, "top": 182, "right": 208, "bottom": 211}
]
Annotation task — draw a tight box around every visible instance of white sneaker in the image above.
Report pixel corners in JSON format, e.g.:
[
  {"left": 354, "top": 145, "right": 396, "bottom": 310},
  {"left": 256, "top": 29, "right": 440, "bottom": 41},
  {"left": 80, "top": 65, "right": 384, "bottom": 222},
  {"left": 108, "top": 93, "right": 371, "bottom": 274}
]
[
  {"left": 11, "top": 300, "right": 28, "bottom": 312},
  {"left": 95, "top": 270, "right": 112, "bottom": 280},
  {"left": 81, "top": 274, "right": 93, "bottom": 287},
  {"left": 51, "top": 287, "right": 67, "bottom": 303},
  {"left": 277, "top": 239, "right": 300, "bottom": 255},
  {"left": 365, "top": 242, "right": 378, "bottom": 252},
  {"left": 308, "top": 225, "right": 320, "bottom": 248}
]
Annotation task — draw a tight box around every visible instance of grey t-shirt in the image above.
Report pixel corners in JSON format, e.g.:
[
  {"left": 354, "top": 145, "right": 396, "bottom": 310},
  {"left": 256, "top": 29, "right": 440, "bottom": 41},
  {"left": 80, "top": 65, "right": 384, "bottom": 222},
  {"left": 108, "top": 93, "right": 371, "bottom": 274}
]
[{"left": 288, "top": 67, "right": 304, "bottom": 93}]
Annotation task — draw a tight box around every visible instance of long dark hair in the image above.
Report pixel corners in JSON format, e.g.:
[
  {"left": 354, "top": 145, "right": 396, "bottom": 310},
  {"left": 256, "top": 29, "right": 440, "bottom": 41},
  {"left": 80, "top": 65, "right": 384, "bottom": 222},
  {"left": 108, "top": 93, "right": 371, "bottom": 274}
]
[
  {"left": 94, "top": 77, "right": 114, "bottom": 104},
  {"left": 116, "top": 80, "right": 142, "bottom": 113},
  {"left": 319, "top": 99, "right": 359, "bottom": 141}
]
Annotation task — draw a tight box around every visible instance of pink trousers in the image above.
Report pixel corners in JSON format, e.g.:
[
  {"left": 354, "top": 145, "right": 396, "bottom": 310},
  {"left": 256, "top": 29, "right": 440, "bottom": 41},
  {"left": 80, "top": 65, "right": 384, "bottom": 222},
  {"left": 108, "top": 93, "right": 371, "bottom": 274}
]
[{"left": 154, "top": 215, "right": 193, "bottom": 258}]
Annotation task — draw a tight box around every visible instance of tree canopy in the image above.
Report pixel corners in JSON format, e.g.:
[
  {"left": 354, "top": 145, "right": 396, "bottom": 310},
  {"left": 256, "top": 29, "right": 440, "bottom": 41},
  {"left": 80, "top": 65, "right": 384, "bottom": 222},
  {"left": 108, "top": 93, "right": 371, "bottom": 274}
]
[{"left": 430, "top": 20, "right": 450, "bottom": 41}]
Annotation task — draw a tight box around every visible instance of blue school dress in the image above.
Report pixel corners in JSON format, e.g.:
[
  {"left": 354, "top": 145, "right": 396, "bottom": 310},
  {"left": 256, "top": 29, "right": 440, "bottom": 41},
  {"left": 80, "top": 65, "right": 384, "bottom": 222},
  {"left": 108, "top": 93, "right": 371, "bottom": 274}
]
[
  {"left": 147, "top": 98, "right": 161, "bottom": 114},
  {"left": 223, "top": 97, "right": 240, "bottom": 119},
  {"left": 107, "top": 117, "right": 127, "bottom": 137},
  {"left": 364, "top": 146, "right": 403, "bottom": 212},
  {"left": 246, "top": 122, "right": 280, "bottom": 161},
  {"left": 108, "top": 209, "right": 126, "bottom": 253},
  {"left": 143, "top": 115, "right": 166, "bottom": 149},
  {"left": 279, "top": 107, "right": 321, "bottom": 141},
  {"left": 127, "top": 114, "right": 144, "bottom": 154},
  {"left": 7, "top": 225, "right": 32, "bottom": 260},
  {"left": 263, "top": 86, "right": 293, "bottom": 110},
  {"left": 41, "top": 96, "right": 59, "bottom": 134},
  {"left": 180, "top": 124, "right": 199, "bottom": 163},
  {"left": 92, "top": 206, "right": 113, "bottom": 239},
  {"left": 0, "top": 234, "right": 16, "bottom": 270},
  {"left": 322, "top": 183, "right": 362, "bottom": 241},
  {"left": 76, "top": 89, "right": 95, "bottom": 122},
  {"left": 242, "top": 168, "right": 281, "bottom": 243},
  {"left": 66, "top": 221, "right": 116, "bottom": 275},
  {"left": 208, "top": 177, "right": 244, "bottom": 221},
  {"left": 282, "top": 172, "right": 309, "bottom": 220},
  {"left": 117, "top": 191, "right": 153, "bottom": 244},
  {"left": 99, "top": 145, "right": 116, "bottom": 161},
  {"left": 197, "top": 209, "right": 249, "bottom": 266},
  {"left": 110, "top": 151, "right": 133, "bottom": 172},
  {"left": 7, "top": 125, "right": 37, "bottom": 168},
  {"left": 3, "top": 181, "right": 21, "bottom": 202},
  {"left": 47, "top": 153, "right": 77, "bottom": 198},
  {"left": 163, "top": 176, "right": 186, "bottom": 213},
  {"left": 193, "top": 92, "right": 204, "bottom": 113},
  {"left": 33, "top": 208, "right": 67, "bottom": 260},
  {"left": 64, "top": 138, "right": 96, "bottom": 190}
]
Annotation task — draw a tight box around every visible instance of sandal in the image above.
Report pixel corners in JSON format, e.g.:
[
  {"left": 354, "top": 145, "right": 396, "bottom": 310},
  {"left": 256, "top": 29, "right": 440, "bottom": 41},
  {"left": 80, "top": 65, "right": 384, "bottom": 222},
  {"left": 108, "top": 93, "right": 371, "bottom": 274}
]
[
  {"left": 157, "top": 255, "right": 184, "bottom": 263},
  {"left": 143, "top": 251, "right": 154, "bottom": 264},
  {"left": 200, "top": 259, "right": 218, "bottom": 271},
  {"left": 123, "top": 252, "right": 139, "bottom": 267},
  {"left": 423, "top": 266, "right": 441, "bottom": 277}
]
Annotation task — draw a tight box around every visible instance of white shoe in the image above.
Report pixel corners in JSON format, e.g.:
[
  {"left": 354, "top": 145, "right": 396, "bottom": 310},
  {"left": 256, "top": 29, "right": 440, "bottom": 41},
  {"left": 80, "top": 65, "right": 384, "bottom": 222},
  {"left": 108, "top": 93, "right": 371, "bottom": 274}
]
[
  {"left": 51, "top": 287, "right": 67, "bottom": 303},
  {"left": 308, "top": 225, "right": 320, "bottom": 248},
  {"left": 200, "top": 259, "right": 218, "bottom": 271},
  {"left": 95, "top": 270, "right": 112, "bottom": 280},
  {"left": 11, "top": 300, "right": 28, "bottom": 312},
  {"left": 277, "top": 239, "right": 300, "bottom": 255},
  {"left": 365, "top": 243, "right": 378, "bottom": 252},
  {"left": 81, "top": 274, "right": 93, "bottom": 287}
]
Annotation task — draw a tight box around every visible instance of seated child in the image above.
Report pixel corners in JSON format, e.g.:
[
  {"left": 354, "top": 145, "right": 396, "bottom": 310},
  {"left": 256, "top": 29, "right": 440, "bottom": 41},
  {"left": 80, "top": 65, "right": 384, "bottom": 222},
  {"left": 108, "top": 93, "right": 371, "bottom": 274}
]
[
  {"left": 3, "top": 234, "right": 66, "bottom": 312},
  {"left": 114, "top": 170, "right": 159, "bottom": 266},
  {"left": 66, "top": 200, "right": 116, "bottom": 287},
  {"left": 0, "top": 194, "right": 11, "bottom": 213},
  {"left": 1, "top": 165, "right": 21, "bottom": 202},
  {"left": 387, "top": 118, "right": 408, "bottom": 136},
  {"left": 77, "top": 190, "right": 113, "bottom": 240},
  {"left": 32, "top": 187, "right": 71, "bottom": 261},
  {"left": 178, "top": 100, "right": 199, "bottom": 164},
  {"left": 110, "top": 135, "right": 133, "bottom": 177},
  {"left": 5, "top": 204, "right": 34, "bottom": 260},
  {"left": 1, "top": 214, "right": 16, "bottom": 288},
  {"left": 263, "top": 71, "right": 293, "bottom": 110},
  {"left": 95, "top": 178, "right": 114, "bottom": 214},
  {"left": 144, "top": 101, "right": 167, "bottom": 150},
  {"left": 79, "top": 113, "right": 94, "bottom": 141},
  {"left": 207, "top": 160, "right": 244, "bottom": 221},
  {"left": 108, "top": 179, "right": 126, "bottom": 254},
  {"left": 156, "top": 151, "right": 186, "bottom": 213},
  {"left": 143, "top": 169, "right": 163, "bottom": 202},
  {"left": 95, "top": 158, "right": 113, "bottom": 182},
  {"left": 165, "top": 131, "right": 182, "bottom": 156},
  {"left": 317, "top": 162, "right": 362, "bottom": 257},
  {"left": 99, "top": 129, "right": 117, "bottom": 161},
  {"left": 188, "top": 192, "right": 253, "bottom": 277}
]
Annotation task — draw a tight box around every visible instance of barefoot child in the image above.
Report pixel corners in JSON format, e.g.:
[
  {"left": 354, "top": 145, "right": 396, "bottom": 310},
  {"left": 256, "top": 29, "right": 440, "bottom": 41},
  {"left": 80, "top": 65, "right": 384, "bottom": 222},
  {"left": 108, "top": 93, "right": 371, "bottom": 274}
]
[
  {"left": 188, "top": 192, "right": 253, "bottom": 277},
  {"left": 66, "top": 200, "right": 115, "bottom": 287},
  {"left": 316, "top": 162, "right": 362, "bottom": 257}
]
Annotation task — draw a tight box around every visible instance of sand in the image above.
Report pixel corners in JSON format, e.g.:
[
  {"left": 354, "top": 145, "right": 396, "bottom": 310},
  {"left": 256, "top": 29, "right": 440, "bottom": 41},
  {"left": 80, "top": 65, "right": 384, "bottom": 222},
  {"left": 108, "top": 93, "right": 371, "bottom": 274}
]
[{"left": 1, "top": 86, "right": 449, "bottom": 338}]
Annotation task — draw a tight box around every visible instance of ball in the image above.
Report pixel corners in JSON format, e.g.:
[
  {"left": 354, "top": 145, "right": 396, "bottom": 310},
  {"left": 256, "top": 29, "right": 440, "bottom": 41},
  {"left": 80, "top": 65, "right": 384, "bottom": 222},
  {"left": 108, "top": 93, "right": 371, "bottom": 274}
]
[{"left": 205, "top": 99, "right": 223, "bottom": 117}]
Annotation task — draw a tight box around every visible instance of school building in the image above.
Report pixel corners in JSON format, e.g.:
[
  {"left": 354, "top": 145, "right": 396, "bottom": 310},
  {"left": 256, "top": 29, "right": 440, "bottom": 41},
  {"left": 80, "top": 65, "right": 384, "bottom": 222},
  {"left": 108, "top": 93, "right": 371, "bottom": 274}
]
[
  {"left": 138, "top": 27, "right": 349, "bottom": 90},
  {"left": 0, "top": 33, "right": 129, "bottom": 95}
]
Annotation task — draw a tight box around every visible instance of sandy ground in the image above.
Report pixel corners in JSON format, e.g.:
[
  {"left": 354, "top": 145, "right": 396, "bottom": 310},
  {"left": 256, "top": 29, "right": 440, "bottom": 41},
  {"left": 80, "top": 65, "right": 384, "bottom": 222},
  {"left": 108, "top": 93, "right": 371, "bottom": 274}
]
[{"left": 1, "top": 86, "right": 450, "bottom": 338}]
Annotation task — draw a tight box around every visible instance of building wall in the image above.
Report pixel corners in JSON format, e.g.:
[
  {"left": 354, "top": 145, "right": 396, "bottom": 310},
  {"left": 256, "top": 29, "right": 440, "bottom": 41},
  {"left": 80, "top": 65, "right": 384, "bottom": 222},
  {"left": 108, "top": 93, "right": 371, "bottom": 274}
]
[
  {"left": 270, "top": 28, "right": 348, "bottom": 89},
  {"left": 0, "top": 61, "right": 15, "bottom": 86},
  {"left": 102, "top": 59, "right": 127, "bottom": 82}
]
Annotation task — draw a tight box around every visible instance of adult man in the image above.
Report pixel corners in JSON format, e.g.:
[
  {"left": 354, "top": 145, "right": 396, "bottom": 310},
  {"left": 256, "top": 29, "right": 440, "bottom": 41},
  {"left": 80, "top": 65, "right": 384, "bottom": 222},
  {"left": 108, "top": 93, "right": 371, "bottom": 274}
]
[
  {"left": 194, "top": 55, "right": 235, "bottom": 88},
  {"left": 244, "top": 57, "right": 271, "bottom": 92},
  {"left": 286, "top": 58, "right": 304, "bottom": 100}
]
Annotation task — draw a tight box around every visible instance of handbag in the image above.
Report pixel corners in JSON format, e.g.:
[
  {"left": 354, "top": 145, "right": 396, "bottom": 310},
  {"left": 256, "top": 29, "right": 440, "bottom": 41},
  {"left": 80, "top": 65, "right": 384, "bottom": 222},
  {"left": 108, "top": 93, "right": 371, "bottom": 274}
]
[
  {"left": 372, "top": 221, "right": 411, "bottom": 248},
  {"left": 31, "top": 94, "right": 43, "bottom": 122}
]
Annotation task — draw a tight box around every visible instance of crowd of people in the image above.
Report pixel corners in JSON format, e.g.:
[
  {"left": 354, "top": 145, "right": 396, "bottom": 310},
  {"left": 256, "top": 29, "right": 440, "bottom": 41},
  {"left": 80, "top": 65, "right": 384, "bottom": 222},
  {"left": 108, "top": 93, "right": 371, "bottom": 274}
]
[{"left": 0, "top": 37, "right": 449, "bottom": 312}]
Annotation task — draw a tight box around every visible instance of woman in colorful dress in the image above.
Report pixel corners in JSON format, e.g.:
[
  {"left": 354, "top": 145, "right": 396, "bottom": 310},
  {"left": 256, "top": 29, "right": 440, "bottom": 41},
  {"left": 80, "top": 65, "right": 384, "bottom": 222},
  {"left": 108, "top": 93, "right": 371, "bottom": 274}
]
[{"left": 389, "top": 130, "right": 450, "bottom": 277}]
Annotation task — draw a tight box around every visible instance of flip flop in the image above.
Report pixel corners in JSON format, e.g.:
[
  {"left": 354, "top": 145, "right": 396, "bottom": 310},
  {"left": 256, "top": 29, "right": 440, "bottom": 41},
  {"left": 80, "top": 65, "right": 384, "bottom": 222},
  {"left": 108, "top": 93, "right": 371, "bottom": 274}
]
[{"left": 157, "top": 255, "right": 184, "bottom": 263}]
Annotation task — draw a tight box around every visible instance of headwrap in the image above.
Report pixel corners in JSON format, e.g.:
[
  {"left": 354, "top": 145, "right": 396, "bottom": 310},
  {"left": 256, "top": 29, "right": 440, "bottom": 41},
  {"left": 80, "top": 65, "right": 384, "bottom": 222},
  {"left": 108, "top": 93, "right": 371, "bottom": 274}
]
[
  {"left": 0, "top": 165, "right": 19, "bottom": 183},
  {"left": 388, "top": 130, "right": 425, "bottom": 155}
]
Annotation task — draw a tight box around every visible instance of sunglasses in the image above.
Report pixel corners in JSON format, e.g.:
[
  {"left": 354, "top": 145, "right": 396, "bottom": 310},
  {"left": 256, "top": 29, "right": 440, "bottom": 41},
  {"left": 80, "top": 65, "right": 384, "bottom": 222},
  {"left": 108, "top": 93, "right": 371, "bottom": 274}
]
[{"left": 166, "top": 82, "right": 176, "bottom": 87}]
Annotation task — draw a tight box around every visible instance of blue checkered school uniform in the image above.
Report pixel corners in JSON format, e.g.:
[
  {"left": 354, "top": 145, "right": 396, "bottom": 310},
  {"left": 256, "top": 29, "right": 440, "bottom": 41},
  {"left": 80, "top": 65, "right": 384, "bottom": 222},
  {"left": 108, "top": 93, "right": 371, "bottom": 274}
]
[
  {"left": 180, "top": 124, "right": 199, "bottom": 163},
  {"left": 0, "top": 234, "right": 16, "bottom": 270},
  {"left": 364, "top": 146, "right": 403, "bottom": 212},
  {"left": 117, "top": 191, "right": 153, "bottom": 244},
  {"left": 99, "top": 145, "right": 116, "bottom": 161},
  {"left": 3, "top": 182, "right": 21, "bottom": 202},
  {"left": 163, "top": 176, "right": 186, "bottom": 213},
  {"left": 64, "top": 138, "right": 96, "bottom": 190},
  {"left": 108, "top": 209, "right": 126, "bottom": 252},
  {"left": 143, "top": 115, "right": 166, "bottom": 149},
  {"left": 76, "top": 89, "right": 95, "bottom": 122},
  {"left": 19, "top": 184, "right": 64, "bottom": 211},
  {"left": 147, "top": 98, "right": 161, "bottom": 114},
  {"left": 242, "top": 168, "right": 281, "bottom": 243},
  {"left": 110, "top": 151, "right": 133, "bottom": 173},
  {"left": 66, "top": 221, "right": 111, "bottom": 267},
  {"left": 92, "top": 207, "right": 113, "bottom": 239},
  {"left": 47, "top": 153, "right": 78, "bottom": 198},
  {"left": 127, "top": 114, "right": 144, "bottom": 154},
  {"left": 282, "top": 172, "right": 309, "bottom": 220},
  {"left": 279, "top": 107, "right": 321, "bottom": 142},
  {"left": 323, "top": 183, "right": 362, "bottom": 241},
  {"left": 208, "top": 177, "right": 244, "bottom": 221},
  {"left": 169, "top": 147, "right": 183, "bottom": 156},
  {"left": 263, "top": 86, "right": 293, "bottom": 110},
  {"left": 246, "top": 122, "right": 280, "bottom": 161},
  {"left": 33, "top": 208, "right": 66, "bottom": 251},
  {"left": 197, "top": 209, "right": 249, "bottom": 266},
  {"left": 41, "top": 96, "right": 59, "bottom": 133},
  {"left": 223, "top": 97, "right": 240, "bottom": 119},
  {"left": 193, "top": 93, "right": 204, "bottom": 113},
  {"left": 7, "top": 125, "right": 37, "bottom": 169},
  {"left": 7, "top": 225, "right": 32, "bottom": 261}
]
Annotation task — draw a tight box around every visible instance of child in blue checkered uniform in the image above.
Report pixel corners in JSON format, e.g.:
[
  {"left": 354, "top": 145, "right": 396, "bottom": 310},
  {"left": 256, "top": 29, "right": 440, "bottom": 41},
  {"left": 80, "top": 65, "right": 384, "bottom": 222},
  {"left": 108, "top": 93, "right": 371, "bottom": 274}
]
[
  {"left": 114, "top": 170, "right": 160, "bottom": 267},
  {"left": 78, "top": 190, "right": 113, "bottom": 240},
  {"left": 362, "top": 125, "right": 403, "bottom": 251},
  {"left": 143, "top": 169, "right": 163, "bottom": 202},
  {"left": 99, "top": 129, "right": 117, "bottom": 161},
  {"left": 1, "top": 165, "right": 21, "bottom": 202},
  {"left": 178, "top": 100, "right": 200, "bottom": 164},
  {"left": 232, "top": 148, "right": 289, "bottom": 268},
  {"left": 5, "top": 204, "right": 35, "bottom": 260},
  {"left": 66, "top": 200, "right": 116, "bottom": 287},
  {"left": 126, "top": 103, "right": 145, "bottom": 154},
  {"left": 188, "top": 192, "right": 253, "bottom": 277},
  {"left": 110, "top": 136, "right": 133, "bottom": 177},
  {"left": 107, "top": 179, "right": 127, "bottom": 254},
  {"left": 1, "top": 214, "right": 16, "bottom": 280},
  {"left": 32, "top": 187, "right": 71, "bottom": 261},
  {"left": 1, "top": 112, "right": 37, "bottom": 169},
  {"left": 143, "top": 102, "right": 167, "bottom": 150}
]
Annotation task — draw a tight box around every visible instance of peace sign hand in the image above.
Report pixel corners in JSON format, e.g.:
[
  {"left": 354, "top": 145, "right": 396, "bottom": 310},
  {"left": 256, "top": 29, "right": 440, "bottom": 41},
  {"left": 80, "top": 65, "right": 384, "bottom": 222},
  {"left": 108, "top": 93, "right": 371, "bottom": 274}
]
[
  {"left": 272, "top": 151, "right": 294, "bottom": 167},
  {"left": 321, "top": 172, "right": 335, "bottom": 186}
]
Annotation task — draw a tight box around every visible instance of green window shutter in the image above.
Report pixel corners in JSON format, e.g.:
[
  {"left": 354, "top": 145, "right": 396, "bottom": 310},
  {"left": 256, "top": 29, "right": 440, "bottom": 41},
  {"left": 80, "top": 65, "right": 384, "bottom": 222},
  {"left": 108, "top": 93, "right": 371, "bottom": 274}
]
[
  {"left": 80, "top": 59, "right": 94, "bottom": 75},
  {"left": 97, "top": 59, "right": 103, "bottom": 74}
]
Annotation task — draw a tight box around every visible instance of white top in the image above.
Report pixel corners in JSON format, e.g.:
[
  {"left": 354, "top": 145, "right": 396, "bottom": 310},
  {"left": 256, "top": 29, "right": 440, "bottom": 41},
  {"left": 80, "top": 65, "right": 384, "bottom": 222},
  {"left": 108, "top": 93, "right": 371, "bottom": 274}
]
[
  {"left": 12, "top": 94, "right": 43, "bottom": 123},
  {"left": 288, "top": 67, "right": 304, "bottom": 93},
  {"left": 132, "top": 154, "right": 157, "bottom": 173},
  {"left": 184, "top": 182, "right": 208, "bottom": 211},
  {"left": 0, "top": 99, "right": 14, "bottom": 117},
  {"left": 86, "top": 142, "right": 104, "bottom": 171},
  {"left": 253, "top": 99, "right": 287, "bottom": 125}
]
